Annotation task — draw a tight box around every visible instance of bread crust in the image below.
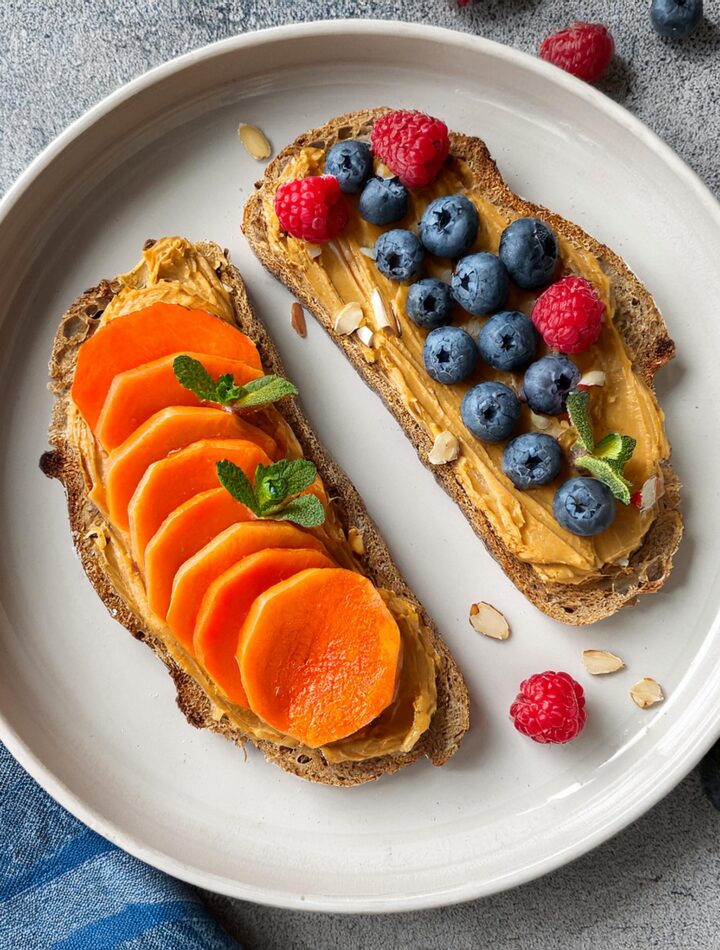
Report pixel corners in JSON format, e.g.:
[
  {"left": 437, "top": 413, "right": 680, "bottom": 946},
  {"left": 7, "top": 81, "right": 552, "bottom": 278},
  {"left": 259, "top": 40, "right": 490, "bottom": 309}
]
[
  {"left": 242, "top": 108, "right": 683, "bottom": 625},
  {"left": 42, "top": 240, "right": 469, "bottom": 787}
]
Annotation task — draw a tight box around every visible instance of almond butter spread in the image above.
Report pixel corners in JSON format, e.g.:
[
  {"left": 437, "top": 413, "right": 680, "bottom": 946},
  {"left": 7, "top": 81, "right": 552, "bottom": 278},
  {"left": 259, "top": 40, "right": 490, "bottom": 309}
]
[
  {"left": 70, "top": 237, "right": 437, "bottom": 762},
  {"left": 260, "top": 149, "right": 670, "bottom": 584}
]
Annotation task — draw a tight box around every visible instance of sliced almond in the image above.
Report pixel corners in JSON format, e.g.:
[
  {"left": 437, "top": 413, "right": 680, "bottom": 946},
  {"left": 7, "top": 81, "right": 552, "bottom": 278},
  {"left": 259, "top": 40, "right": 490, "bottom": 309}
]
[
  {"left": 469, "top": 602, "right": 510, "bottom": 640},
  {"left": 428, "top": 431, "right": 460, "bottom": 465},
  {"left": 333, "top": 302, "right": 364, "bottom": 335},
  {"left": 290, "top": 302, "right": 306, "bottom": 338},
  {"left": 376, "top": 161, "right": 394, "bottom": 179},
  {"left": 633, "top": 474, "right": 664, "bottom": 512},
  {"left": 237, "top": 123, "right": 272, "bottom": 161},
  {"left": 578, "top": 370, "right": 607, "bottom": 388},
  {"left": 529, "top": 410, "right": 551, "bottom": 431},
  {"left": 348, "top": 527, "right": 365, "bottom": 555},
  {"left": 582, "top": 649, "right": 625, "bottom": 675},
  {"left": 355, "top": 325, "right": 375, "bottom": 348},
  {"left": 630, "top": 677, "right": 664, "bottom": 708},
  {"left": 370, "top": 289, "right": 395, "bottom": 333},
  {"left": 306, "top": 244, "right": 323, "bottom": 260},
  {"left": 359, "top": 246, "right": 377, "bottom": 260}
]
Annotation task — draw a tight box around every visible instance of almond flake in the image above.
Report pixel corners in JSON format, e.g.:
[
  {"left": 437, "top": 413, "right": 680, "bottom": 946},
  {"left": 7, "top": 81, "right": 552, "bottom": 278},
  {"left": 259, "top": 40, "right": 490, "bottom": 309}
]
[
  {"left": 333, "top": 302, "right": 364, "bottom": 335},
  {"left": 355, "top": 325, "right": 375, "bottom": 348},
  {"left": 348, "top": 527, "right": 365, "bottom": 555},
  {"left": 359, "top": 246, "right": 377, "bottom": 260},
  {"left": 469, "top": 603, "right": 510, "bottom": 640},
  {"left": 634, "top": 475, "right": 663, "bottom": 512},
  {"left": 582, "top": 650, "right": 625, "bottom": 675},
  {"left": 376, "top": 161, "right": 394, "bottom": 179},
  {"left": 530, "top": 410, "right": 551, "bottom": 431},
  {"left": 306, "top": 244, "right": 323, "bottom": 260},
  {"left": 578, "top": 370, "right": 606, "bottom": 388},
  {"left": 370, "top": 289, "right": 395, "bottom": 333},
  {"left": 237, "top": 123, "right": 272, "bottom": 161},
  {"left": 630, "top": 677, "right": 664, "bottom": 708},
  {"left": 428, "top": 431, "right": 459, "bottom": 465},
  {"left": 290, "top": 302, "right": 306, "bottom": 338}
]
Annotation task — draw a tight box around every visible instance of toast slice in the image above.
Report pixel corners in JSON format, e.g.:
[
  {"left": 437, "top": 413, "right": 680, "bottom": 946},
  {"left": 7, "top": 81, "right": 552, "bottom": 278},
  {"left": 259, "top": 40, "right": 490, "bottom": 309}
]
[
  {"left": 41, "top": 238, "right": 469, "bottom": 786},
  {"left": 243, "top": 108, "right": 683, "bottom": 626}
]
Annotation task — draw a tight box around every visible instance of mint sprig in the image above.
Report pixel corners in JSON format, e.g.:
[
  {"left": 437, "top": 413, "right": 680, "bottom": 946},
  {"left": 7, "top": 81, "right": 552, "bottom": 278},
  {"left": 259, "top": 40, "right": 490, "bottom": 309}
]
[
  {"left": 566, "top": 389, "right": 637, "bottom": 504},
  {"left": 173, "top": 355, "right": 298, "bottom": 410},
  {"left": 216, "top": 458, "right": 325, "bottom": 528}
]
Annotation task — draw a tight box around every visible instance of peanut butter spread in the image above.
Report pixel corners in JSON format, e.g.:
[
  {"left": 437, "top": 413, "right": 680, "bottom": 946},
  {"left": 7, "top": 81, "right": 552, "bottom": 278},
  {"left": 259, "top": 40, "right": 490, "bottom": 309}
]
[
  {"left": 260, "top": 149, "right": 669, "bottom": 584},
  {"left": 70, "top": 237, "right": 437, "bottom": 762}
]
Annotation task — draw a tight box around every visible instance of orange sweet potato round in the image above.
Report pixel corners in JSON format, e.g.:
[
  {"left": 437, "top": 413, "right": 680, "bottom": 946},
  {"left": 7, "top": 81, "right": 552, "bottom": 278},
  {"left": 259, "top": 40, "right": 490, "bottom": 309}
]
[
  {"left": 238, "top": 568, "right": 402, "bottom": 747},
  {"left": 194, "top": 547, "right": 335, "bottom": 706}
]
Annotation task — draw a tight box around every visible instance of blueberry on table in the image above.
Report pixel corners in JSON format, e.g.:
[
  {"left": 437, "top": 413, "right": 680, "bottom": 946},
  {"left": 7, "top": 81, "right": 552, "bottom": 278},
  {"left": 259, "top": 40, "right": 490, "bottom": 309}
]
[
  {"left": 423, "top": 326, "right": 478, "bottom": 384},
  {"left": 461, "top": 381, "right": 520, "bottom": 442},
  {"left": 406, "top": 278, "right": 454, "bottom": 329},
  {"left": 522, "top": 354, "right": 580, "bottom": 415},
  {"left": 553, "top": 477, "right": 616, "bottom": 536},
  {"left": 650, "top": 0, "right": 703, "bottom": 38},
  {"left": 359, "top": 176, "right": 409, "bottom": 226},
  {"left": 375, "top": 229, "right": 424, "bottom": 282},
  {"left": 503, "top": 433, "right": 563, "bottom": 490},
  {"left": 324, "top": 140, "right": 373, "bottom": 194},
  {"left": 451, "top": 252, "right": 509, "bottom": 315},
  {"left": 478, "top": 310, "right": 539, "bottom": 372},
  {"left": 419, "top": 194, "right": 480, "bottom": 258},
  {"left": 499, "top": 217, "right": 558, "bottom": 290}
]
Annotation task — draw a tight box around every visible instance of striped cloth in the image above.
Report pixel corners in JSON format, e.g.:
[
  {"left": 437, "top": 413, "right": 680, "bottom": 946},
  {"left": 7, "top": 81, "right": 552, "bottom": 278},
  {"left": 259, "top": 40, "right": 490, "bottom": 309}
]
[{"left": 0, "top": 743, "right": 239, "bottom": 950}]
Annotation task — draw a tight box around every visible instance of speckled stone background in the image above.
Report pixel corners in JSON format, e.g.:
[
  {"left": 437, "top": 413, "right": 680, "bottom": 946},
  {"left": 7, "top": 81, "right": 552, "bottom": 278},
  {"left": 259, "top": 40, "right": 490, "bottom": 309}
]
[{"left": 2, "top": 2, "right": 719, "bottom": 947}]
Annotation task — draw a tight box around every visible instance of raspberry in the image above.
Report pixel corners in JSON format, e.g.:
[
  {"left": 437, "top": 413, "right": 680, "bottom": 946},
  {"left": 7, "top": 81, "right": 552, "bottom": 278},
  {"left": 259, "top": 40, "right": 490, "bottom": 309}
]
[
  {"left": 371, "top": 110, "right": 450, "bottom": 189},
  {"left": 539, "top": 22, "right": 614, "bottom": 84},
  {"left": 531, "top": 275, "right": 605, "bottom": 354},
  {"left": 274, "top": 175, "right": 348, "bottom": 243},
  {"left": 510, "top": 671, "right": 586, "bottom": 745}
]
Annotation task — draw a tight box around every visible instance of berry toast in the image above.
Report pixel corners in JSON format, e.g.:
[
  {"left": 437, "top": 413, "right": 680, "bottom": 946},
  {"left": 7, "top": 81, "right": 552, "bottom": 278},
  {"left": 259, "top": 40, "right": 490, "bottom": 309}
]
[
  {"left": 42, "top": 236, "right": 469, "bottom": 786},
  {"left": 243, "top": 108, "right": 683, "bottom": 625}
]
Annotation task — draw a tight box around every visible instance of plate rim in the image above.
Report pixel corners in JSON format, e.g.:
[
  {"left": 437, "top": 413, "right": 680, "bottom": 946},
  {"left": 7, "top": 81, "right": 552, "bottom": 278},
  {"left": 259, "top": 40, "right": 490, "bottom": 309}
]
[{"left": 1, "top": 18, "right": 719, "bottom": 914}]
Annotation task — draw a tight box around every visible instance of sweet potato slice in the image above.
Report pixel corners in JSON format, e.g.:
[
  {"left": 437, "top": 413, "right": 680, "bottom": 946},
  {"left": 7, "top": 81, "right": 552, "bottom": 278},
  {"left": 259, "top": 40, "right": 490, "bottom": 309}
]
[
  {"left": 128, "top": 439, "right": 272, "bottom": 570},
  {"left": 194, "top": 547, "right": 335, "bottom": 706},
  {"left": 72, "top": 302, "right": 261, "bottom": 429},
  {"left": 101, "top": 406, "right": 277, "bottom": 531},
  {"left": 238, "top": 568, "right": 402, "bottom": 747},
  {"left": 95, "top": 352, "right": 263, "bottom": 450},
  {"left": 166, "top": 522, "right": 329, "bottom": 650},
  {"left": 144, "top": 488, "right": 255, "bottom": 620}
]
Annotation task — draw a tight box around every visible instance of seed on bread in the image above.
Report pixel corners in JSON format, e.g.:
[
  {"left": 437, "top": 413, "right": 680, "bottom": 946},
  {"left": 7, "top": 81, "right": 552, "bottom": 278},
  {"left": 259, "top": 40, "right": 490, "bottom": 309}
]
[
  {"left": 469, "top": 602, "right": 510, "bottom": 640},
  {"left": 290, "top": 302, "right": 307, "bottom": 338},
  {"left": 238, "top": 123, "right": 272, "bottom": 161}
]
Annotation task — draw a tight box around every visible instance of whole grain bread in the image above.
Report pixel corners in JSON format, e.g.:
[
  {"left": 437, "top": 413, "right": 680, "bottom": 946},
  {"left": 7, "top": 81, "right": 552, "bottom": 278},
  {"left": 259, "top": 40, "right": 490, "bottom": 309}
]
[
  {"left": 243, "top": 108, "right": 683, "bottom": 626},
  {"left": 41, "top": 239, "right": 469, "bottom": 787}
]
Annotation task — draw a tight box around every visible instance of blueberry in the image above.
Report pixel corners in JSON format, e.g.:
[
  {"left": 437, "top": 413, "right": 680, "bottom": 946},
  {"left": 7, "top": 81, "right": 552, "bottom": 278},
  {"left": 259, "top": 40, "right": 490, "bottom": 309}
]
[
  {"left": 406, "top": 278, "right": 453, "bottom": 329},
  {"left": 499, "top": 217, "right": 558, "bottom": 290},
  {"left": 523, "top": 355, "right": 580, "bottom": 415},
  {"left": 452, "top": 253, "right": 509, "bottom": 315},
  {"left": 478, "top": 310, "right": 538, "bottom": 372},
  {"left": 324, "top": 140, "right": 373, "bottom": 194},
  {"left": 419, "top": 194, "right": 479, "bottom": 259},
  {"left": 553, "top": 477, "right": 616, "bottom": 537},
  {"left": 650, "top": 0, "right": 703, "bottom": 37},
  {"left": 359, "top": 176, "right": 409, "bottom": 225},
  {"left": 375, "top": 229, "right": 424, "bottom": 282},
  {"left": 461, "top": 382, "right": 520, "bottom": 443},
  {"left": 502, "top": 433, "right": 563, "bottom": 490},
  {"left": 423, "top": 326, "right": 478, "bottom": 385}
]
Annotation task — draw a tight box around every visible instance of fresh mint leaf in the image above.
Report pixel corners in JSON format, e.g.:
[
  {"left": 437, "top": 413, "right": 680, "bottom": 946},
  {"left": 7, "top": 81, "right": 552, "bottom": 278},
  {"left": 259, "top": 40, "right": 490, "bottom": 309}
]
[
  {"left": 576, "top": 454, "right": 632, "bottom": 505},
  {"left": 234, "top": 375, "right": 299, "bottom": 410},
  {"left": 594, "top": 433, "right": 637, "bottom": 467},
  {"left": 216, "top": 460, "right": 260, "bottom": 514},
  {"left": 272, "top": 494, "right": 326, "bottom": 528},
  {"left": 566, "top": 390, "right": 595, "bottom": 453},
  {"left": 172, "top": 355, "right": 221, "bottom": 403},
  {"left": 215, "top": 374, "right": 246, "bottom": 405}
]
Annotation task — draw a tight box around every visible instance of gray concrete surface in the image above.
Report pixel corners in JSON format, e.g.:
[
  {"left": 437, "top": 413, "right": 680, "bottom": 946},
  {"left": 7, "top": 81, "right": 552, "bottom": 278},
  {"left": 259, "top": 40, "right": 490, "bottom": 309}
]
[{"left": 2, "top": 1, "right": 719, "bottom": 947}]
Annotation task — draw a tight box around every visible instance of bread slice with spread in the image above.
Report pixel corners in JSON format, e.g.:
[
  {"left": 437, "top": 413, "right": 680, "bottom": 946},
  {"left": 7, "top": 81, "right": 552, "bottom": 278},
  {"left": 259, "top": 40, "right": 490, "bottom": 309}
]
[
  {"left": 42, "top": 236, "right": 469, "bottom": 786},
  {"left": 243, "top": 107, "right": 683, "bottom": 625}
]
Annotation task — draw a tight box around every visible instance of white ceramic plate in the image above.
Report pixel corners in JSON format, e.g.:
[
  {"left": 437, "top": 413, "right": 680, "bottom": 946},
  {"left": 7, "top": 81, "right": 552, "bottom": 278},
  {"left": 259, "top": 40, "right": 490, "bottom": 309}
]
[{"left": 1, "top": 21, "right": 719, "bottom": 913}]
